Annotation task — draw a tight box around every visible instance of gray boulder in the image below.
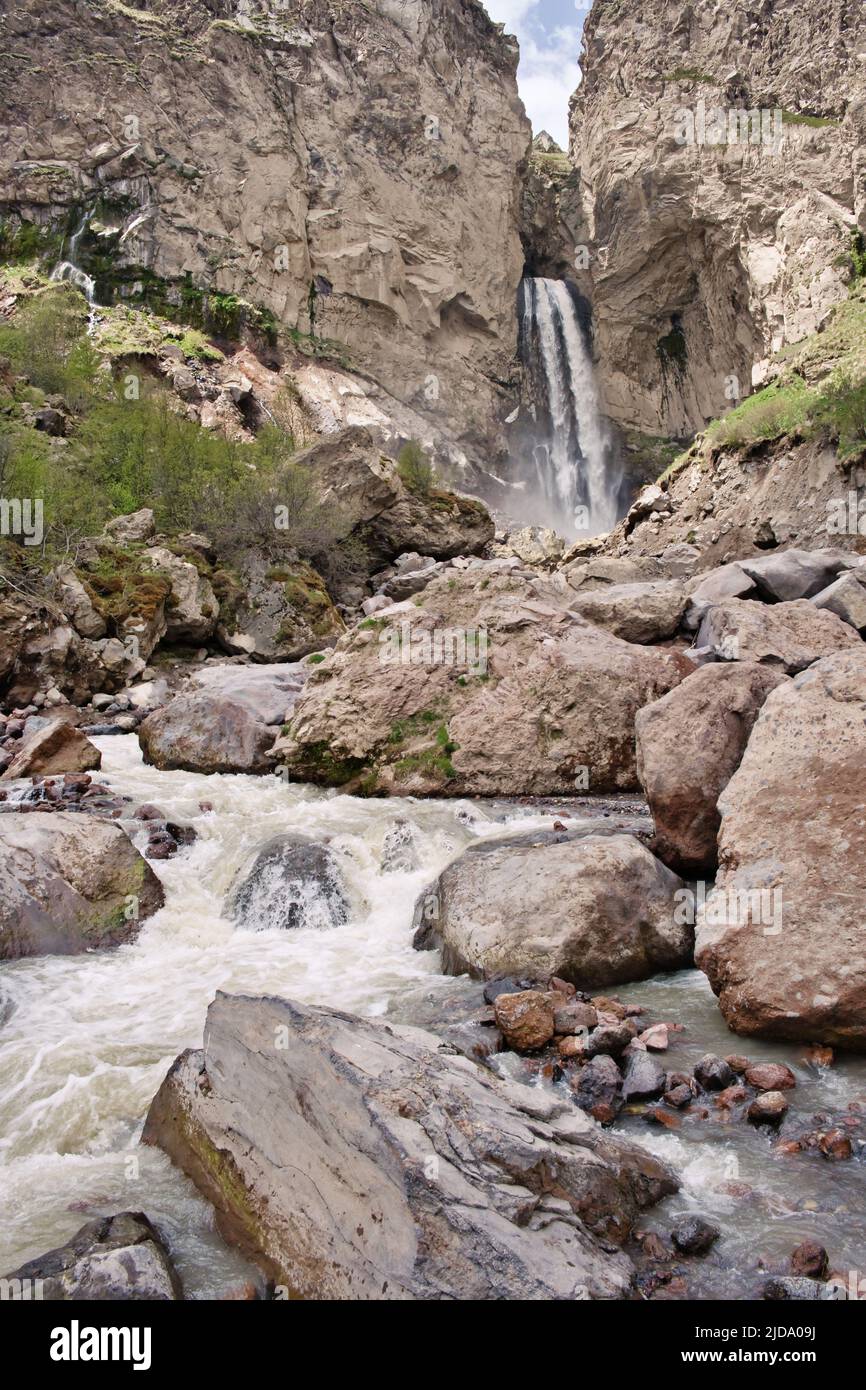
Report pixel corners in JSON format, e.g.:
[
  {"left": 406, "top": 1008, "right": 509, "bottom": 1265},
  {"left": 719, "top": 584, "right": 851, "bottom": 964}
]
[
  {"left": 227, "top": 834, "right": 350, "bottom": 931},
  {"left": 695, "top": 597, "right": 860, "bottom": 673},
  {"left": 737, "top": 548, "right": 852, "bottom": 602},
  {"left": 2, "top": 1212, "right": 181, "bottom": 1300},
  {"left": 143, "top": 993, "right": 678, "bottom": 1299}
]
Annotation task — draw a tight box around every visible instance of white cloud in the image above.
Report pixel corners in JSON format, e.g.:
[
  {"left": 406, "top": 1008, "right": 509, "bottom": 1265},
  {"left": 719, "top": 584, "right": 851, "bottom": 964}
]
[{"left": 483, "top": 1, "right": 583, "bottom": 147}]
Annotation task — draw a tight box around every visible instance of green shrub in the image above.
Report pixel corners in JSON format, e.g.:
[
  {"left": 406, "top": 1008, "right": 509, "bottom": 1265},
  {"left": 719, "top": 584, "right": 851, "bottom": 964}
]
[{"left": 396, "top": 439, "right": 433, "bottom": 493}]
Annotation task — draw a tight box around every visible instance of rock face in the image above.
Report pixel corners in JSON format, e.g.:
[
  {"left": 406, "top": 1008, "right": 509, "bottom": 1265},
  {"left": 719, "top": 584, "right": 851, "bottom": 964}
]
[
  {"left": 143, "top": 993, "right": 678, "bottom": 1300},
  {"left": 2, "top": 1213, "right": 181, "bottom": 1300},
  {"left": 695, "top": 598, "right": 860, "bottom": 673},
  {"left": 139, "top": 662, "right": 305, "bottom": 775},
  {"left": 226, "top": 834, "right": 350, "bottom": 932},
  {"left": 635, "top": 663, "right": 787, "bottom": 875},
  {"left": 217, "top": 554, "right": 344, "bottom": 662},
  {"left": 0, "top": 0, "right": 529, "bottom": 463},
  {"left": 0, "top": 812, "right": 164, "bottom": 959},
  {"left": 695, "top": 650, "right": 866, "bottom": 1048},
  {"left": 272, "top": 566, "right": 693, "bottom": 795},
  {"left": 0, "top": 718, "right": 102, "bottom": 781},
  {"left": 413, "top": 831, "right": 691, "bottom": 986},
  {"left": 569, "top": 0, "right": 866, "bottom": 436},
  {"left": 142, "top": 546, "right": 219, "bottom": 644}
]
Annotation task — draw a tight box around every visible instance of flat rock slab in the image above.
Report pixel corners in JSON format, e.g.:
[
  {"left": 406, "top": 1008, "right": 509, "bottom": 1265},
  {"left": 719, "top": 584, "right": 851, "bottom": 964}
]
[{"left": 144, "top": 993, "right": 678, "bottom": 1300}]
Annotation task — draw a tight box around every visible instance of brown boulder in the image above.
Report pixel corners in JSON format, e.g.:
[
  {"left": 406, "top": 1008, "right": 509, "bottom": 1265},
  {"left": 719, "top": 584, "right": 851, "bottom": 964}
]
[
  {"left": 1, "top": 719, "right": 102, "bottom": 781},
  {"left": 695, "top": 597, "right": 860, "bottom": 674},
  {"left": 493, "top": 991, "right": 555, "bottom": 1051},
  {"left": 636, "top": 662, "right": 786, "bottom": 875}
]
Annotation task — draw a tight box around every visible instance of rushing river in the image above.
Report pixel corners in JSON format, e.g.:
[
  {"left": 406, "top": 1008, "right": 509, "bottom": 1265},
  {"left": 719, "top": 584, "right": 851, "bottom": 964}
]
[{"left": 1, "top": 736, "right": 863, "bottom": 1298}]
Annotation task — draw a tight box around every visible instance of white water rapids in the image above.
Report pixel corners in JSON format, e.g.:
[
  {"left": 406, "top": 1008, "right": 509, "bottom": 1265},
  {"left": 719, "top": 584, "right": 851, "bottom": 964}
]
[
  {"left": 0, "top": 735, "right": 580, "bottom": 1295},
  {"left": 2, "top": 737, "right": 865, "bottom": 1298}
]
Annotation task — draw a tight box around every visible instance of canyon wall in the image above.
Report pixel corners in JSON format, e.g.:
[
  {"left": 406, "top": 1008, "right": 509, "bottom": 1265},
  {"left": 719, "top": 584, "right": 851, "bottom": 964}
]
[
  {"left": 0, "top": 0, "right": 530, "bottom": 466},
  {"left": 569, "top": 0, "right": 866, "bottom": 439}
]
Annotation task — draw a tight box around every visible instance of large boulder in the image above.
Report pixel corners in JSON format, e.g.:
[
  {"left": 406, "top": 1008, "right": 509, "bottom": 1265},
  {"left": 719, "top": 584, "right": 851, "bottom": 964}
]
[
  {"left": 142, "top": 546, "right": 219, "bottom": 643},
  {"left": 0, "top": 812, "right": 164, "bottom": 958},
  {"left": 0, "top": 718, "right": 102, "bottom": 781},
  {"left": 139, "top": 663, "right": 305, "bottom": 774},
  {"left": 413, "top": 831, "right": 691, "bottom": 986},
  {"left": 272, "top": 568, "right": 693, "bottom": 795},
  {"left": 143, "top": 993, "right": 678, "bottom": 1300},
  {"left": 2, "top": 1212, "right": 181, "bottom": 1300},
  {"left": 695, "top": 650, "right": 866, "bottom": 1048},
  {"left": 736, "top": 549, "right": 854, "bottom": 603},
  {"left": 635, "top": 663, "right": 788, "bottom": 875},
  {"left": 51, "top": 565, "right": 107, "bottom": 639},
  {"left": 226, "top": 834, "right": 350, "bottom": 931},
  {"left": 683, "top": 562, "right": 757, "bottom": 631},
  {"left": 216, "top": 554, "right": 344, "bottom": 661},
  {"left": 695, "top": 598, "right": 860, "bottom": 673},
  {"left": 104, "top": 508, "right": 156, "bottom": 544},
  {"left": 566, "top": 580, "right": 688, "bottom": 644},
  {"left": 810, "top": 570, "right": 866, "bottom": 633}
]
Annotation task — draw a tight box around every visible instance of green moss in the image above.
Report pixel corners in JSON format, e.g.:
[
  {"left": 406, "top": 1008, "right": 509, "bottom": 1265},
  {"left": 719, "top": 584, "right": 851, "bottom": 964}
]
[
  {"left": 306, "top": 652, "right": 326, "bottom": 665},
  {"left": 781, "top": 110, "right": 839, "bottom": 129},
  {"left": 179, "top": 328, "right": 224, "bottom": 362},
  {"left": 358, "top": 617, "right": 386, "bottom": 631},
  {"left": 290, "top": 741, "right": 372, "bottom": 788}
]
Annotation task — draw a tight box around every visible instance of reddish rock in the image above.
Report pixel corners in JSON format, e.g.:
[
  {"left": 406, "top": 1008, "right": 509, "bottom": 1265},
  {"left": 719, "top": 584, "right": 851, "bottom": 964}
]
[
  {"left": 818, "top": 1129, "right": 852, "bottom": 1161},
  {"left": 790, "top": 1241, "right": 829, "bottom": 1279},
  {"left": 744, "top": 1063, "right": 796, "bottom": 1092},
  {"left": 715, "top": 1084, "right": 749, "bottom": 1109},
  {"left": 638, "top": 1023, "right": 669, "bottom": 1051},
  {"left": 664, "top": 1084, "right": 693, "bottom": 1109},
  {"left": 748, "top": 1091, "right": 789, "bottom": 1125},
  {"left": 725, "top": 1054, "right": 752, "bottom": 1074},
  {"left": 493, "top": 990, "right": 555, "bottom": 1052},
  {"left": 553, "top": 1001, "right": 598, "bottom": 1034}
]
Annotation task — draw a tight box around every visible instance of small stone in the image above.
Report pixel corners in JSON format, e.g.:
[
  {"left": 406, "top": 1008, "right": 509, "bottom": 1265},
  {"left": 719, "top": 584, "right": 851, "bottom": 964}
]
[
  {"left": 763, "top": 1276, "right": 835, "bottom": 1301},
  {"left": 553, "top": 1000, "right": 598, "bottom": 1034},
  {"left": 694, "top": 1054, "right": 735, "bottom": 1091},
  {"left": 803, "top": 1045, "right": 834, "bottom": 1068},
  {"left": 725, "top": 1054, "right": 752, "bottom": 1074},
  {"left": 664, "top": 1083, "right": 692, "bottom": 1109},
  {"left": 483, "top": 977, "right": 525, "bottom": 1005},
  {"left": 818, "top": 1128, "right": 852, "bottom": 1161},
  {"left": 744, "top": 1063, "right": 796, "bottom": 1091},
  {"left": 584, "top": 1023, "right": 633, "bottom": 1057},
  {"left": 748, "top": 1091, "right": 789, "bottom": 1125},
  {"left": 570, "top": 1053, "right": 622, "bottom": 1124},
  {"left": 638, "top": 1023, "right": 669, "bottom": 1051},
  {"left": 671, "top": 1216, "right": 720, "bottom": 1255},
  {"left": 547, "top": 976, "right": 575, "bottom": 997},
  {"left": 621, "top": 1049, "right": 666, "bottom": 1102},
  {"left": 557, "top": 1034, "right": 586, "bottom": 1058},
  {"left": 790, "top": 1241, "right": 829, "bottom": 1280},
  {"left": 715, "top": 1084, "right": 749, "bottom": 1109},
  {"left": 493, "top": 990, "right": 555, "bottom": 1052},
  {"left": 590, "top": 995, "right": 628, "bottom": 1020}
]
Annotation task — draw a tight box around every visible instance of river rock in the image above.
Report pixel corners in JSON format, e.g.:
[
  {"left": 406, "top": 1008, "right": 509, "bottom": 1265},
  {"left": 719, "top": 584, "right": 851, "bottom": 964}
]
[
  {"left": 570, "top": 1054, "right": 624, "bottom": 1125},
  {"left": 695, "top": 598, "right": 860, "bottom": 674},
  {"left": 693, "top": 1055, "right": 735, "bottom": 1091},
  {"left": 0, "top": 811, "right": 164, "bottom": 958},
  {"left": 493, "top": 990, "right": 555, "bottom": 1051},
  {"left": 636, "top": 662, "right": 786, "bottom": 875},
  {"left": 1, "top": 1212, "right": 181, "bottom": 1300},
  {"left": 748, "top": 1091, "right": 789, "bottom": 1124},
  {"left": 695, "top": 650, "right": 866, "bottom": 1048},
  {"left": 565, "top": 580, "right": 688, "bottom": 644},
  {"left": 790, "top": 1241, "right": 829, "bottom": 1280},
  {"left": 143, "top": 993, "right": 678, "bottom": 1299},
  {"left": 413, "top": 831, "right": 691, "bottom": 987},
  {"left": 671, "top": 1216, "right": 720, "bottom": 1255},
  {"left": 0, "top": 719, "right": 102, "bottom": 781},
  {"left": 621, "top": 1049, "right": 666, "bottom": 1102},
  {"left": 744, "top": 1063, "right": 796, "bottom": 1091},
  {"left": 763, "top": 1276, "right": 841, "bottom": 1301},
  {"left": 226, "top": 834, "right": 350, "bottom": 932},
  {"left": 139, "top": 692, "right": 277, "bottom": 774}
]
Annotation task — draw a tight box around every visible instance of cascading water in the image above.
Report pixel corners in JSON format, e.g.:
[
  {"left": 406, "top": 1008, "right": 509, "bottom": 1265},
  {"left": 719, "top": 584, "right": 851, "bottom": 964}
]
[
  {"left": 517, "top": 276, "right": 623, "bottom": 539},
  {"left": 50, "top": 209, "right": 97, "bottom": 331}
]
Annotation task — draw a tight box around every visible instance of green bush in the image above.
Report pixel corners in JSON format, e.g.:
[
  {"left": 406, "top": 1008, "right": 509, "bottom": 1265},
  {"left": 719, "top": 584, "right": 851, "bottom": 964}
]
[{"left": 397, "top": 439, "right": 433, "bottom": 493}]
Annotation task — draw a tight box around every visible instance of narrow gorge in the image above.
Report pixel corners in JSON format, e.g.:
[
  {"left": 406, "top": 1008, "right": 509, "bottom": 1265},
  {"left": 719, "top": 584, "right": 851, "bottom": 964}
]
[{"left": 0, "top": 0, "right": 865, "bottom": 1335}]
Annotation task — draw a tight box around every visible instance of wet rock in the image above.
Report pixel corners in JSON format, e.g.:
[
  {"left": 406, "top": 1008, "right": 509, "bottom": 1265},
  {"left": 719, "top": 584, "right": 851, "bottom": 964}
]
[
  {"left": 715, "top": 1084, "right": 749, "bottom": 1109},
  {"left": 571, "top": 1054, "right": 624, "bottom": 1125},
  {"left": 226, "top": 834, "right": 350, "bottom": 932},
  {"left": 638, "top": 1024, "right": 669, "bottom": 1051},
  {"left": 553, "top": 1001, "right": 599, "bottom": 1035},
  {"left": 380, "top": 818, "right": 420, "bottom": 873},
  {"left": 683, "top": 563, "right": 757, "bottom": 630},
  {"left": 1, "top": 1212, "right": 181, "bottom": 1300},
  {"left": 748, "top": 1091, "right": 789, "bottom": 1125},
  {"left": 621, "top": 1049, "right": 666, "bottom": 1102},
  {"left": 413, "top": 832, "right": 690, "bottom": 988},
  {"left": 744, "top": 1063, "right": 796, "bottom": 1092},
  {"left": 790, "top": 1241, "right": 829, "bottom": 1280},
  {"left": 585, "top": 1023, "right": 634, "bottom": 1058},
  {"left": 482, "top": 977, "right": 526, "bottom": 1005},
  {"left": 818, "top": 1128, "right": 853, "bottom": 1161},
  {"left": 493, "top": 990, "right": 555, "bottom": 1052},
  {"left": 636, "top": 662, "right": 786, "bottom": 875},
  {"left": 725, "top": 1054, "right": 752, "bottom": 1074},
  {"left": 693, "top": 1055, "right": 735, "bottom": 1091},
  {"left": 0, "top": 811, "right": 164, "bottom": 959},
  {"left": 664, "top": 1084, "right": 693, "bottom": 1109},
  {"left": 763, "top": 1276, "right": 838, "bottom": 1301},
  {"left": 144, "top": 993, "right": 678, "bottom": 1299},
  {"left": 671, "top": 1216, "right": 720, "bottom": 1255},
  {"left": 0, "top": 719, "right": 101, "bottom": 781}
]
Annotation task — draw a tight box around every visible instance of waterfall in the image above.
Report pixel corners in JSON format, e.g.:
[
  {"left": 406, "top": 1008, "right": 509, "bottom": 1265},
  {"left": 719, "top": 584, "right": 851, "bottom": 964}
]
[
  {"left": 50, "top": 208, "right": 97, "bottom": 331},
  {"left": 518, "top": 276, "right": 622, "bottom": 538}
]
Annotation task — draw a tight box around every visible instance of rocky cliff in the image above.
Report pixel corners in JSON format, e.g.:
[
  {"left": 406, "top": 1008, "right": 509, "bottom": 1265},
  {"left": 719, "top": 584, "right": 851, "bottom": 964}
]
[
  {"left": 0, "top": 0, "right": 530, "bottom": 469},
  {"left": 568, "top": 0, "right": 866, "bottom": 440}
]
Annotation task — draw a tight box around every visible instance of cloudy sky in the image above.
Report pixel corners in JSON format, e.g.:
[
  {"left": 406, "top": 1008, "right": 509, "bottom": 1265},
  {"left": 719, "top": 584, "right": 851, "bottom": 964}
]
[{"left": 483, "top": 0, "right": 590, "bottom": 148}]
